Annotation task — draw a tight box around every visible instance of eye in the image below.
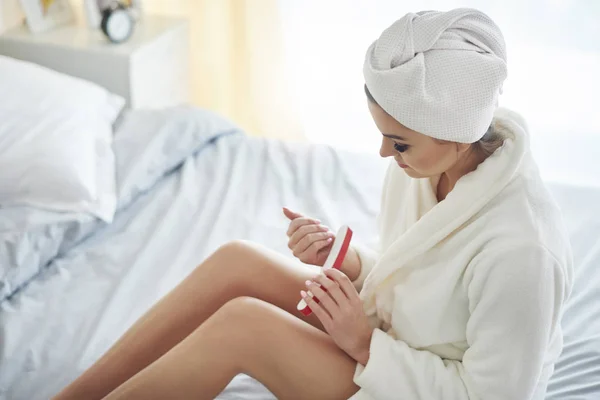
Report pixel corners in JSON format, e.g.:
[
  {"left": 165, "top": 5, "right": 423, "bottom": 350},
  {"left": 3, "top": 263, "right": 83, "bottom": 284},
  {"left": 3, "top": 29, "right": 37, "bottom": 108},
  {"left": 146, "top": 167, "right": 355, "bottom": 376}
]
[{"left": 393, "top": 142, "right": 409, "bottom": 153}]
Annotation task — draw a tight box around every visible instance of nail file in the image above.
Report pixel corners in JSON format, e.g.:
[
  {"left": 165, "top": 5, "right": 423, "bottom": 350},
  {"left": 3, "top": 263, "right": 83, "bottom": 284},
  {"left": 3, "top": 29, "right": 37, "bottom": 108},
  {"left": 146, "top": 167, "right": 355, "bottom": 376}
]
[{"left": 297, "top": 225, "right": 353, "bottom": 316}]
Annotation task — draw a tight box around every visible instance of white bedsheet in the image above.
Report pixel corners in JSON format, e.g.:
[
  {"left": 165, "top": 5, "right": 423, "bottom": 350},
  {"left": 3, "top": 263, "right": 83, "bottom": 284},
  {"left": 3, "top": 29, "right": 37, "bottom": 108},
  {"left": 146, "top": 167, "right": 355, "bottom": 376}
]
[
  {"left": 545, "top": 185, "right": 600, "bottom": 399},
  {"left": 0, "top": 108, "right": 598, "bottom": 400}
]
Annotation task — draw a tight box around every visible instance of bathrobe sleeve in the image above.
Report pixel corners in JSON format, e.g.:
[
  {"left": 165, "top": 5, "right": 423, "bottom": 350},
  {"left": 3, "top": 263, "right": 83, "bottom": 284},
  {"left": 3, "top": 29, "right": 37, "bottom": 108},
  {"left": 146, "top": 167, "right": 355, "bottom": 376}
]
[{"left": 352, "top": 243, "right": 568, "bottom": 400}]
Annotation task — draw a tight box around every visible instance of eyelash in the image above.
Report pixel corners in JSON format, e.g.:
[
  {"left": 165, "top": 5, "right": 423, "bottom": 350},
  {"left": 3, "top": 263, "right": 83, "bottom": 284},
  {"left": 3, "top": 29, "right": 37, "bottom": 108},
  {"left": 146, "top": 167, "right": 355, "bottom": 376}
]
[{"left": 393, "top": 143, "right": 409, "bottom": 153}]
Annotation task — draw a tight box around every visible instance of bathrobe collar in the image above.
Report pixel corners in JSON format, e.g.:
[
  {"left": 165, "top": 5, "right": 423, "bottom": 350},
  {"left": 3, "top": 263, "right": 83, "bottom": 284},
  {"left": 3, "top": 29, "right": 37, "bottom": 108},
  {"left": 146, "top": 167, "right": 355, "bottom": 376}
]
[{"left": 360, "top": 108, "right": 530, "bottom": 313}]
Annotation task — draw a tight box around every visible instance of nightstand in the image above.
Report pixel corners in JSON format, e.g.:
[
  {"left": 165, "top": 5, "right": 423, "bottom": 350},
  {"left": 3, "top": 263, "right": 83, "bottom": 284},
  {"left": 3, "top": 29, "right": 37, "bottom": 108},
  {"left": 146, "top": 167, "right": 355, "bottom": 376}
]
[{"left": 0, "top": 15, "right": 190, "bottom": 109}]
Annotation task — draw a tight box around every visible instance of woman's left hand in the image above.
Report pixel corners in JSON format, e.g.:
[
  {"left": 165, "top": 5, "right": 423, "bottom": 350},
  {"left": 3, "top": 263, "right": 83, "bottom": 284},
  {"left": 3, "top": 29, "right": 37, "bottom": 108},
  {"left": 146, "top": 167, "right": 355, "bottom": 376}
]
[{"left": 301, "top": 268, "right": 373, "bottom": 365}]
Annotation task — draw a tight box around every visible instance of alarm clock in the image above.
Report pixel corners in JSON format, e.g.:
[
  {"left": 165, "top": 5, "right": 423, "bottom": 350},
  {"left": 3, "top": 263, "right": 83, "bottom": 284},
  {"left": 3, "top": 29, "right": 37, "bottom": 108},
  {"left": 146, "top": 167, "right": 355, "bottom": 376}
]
[{"left": 100, "top": 2, "right": 135, "bottom": 44}]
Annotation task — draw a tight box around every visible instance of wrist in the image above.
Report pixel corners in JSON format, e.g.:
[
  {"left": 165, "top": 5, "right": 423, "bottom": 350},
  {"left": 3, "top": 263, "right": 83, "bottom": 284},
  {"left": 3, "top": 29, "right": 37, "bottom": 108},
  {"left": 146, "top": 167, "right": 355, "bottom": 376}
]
[
  {"left": 352, "top": 329, "right": 373, "bottom": 365},
  {"left": 355, "top": 348, "right": 370, "bottom": 366}
]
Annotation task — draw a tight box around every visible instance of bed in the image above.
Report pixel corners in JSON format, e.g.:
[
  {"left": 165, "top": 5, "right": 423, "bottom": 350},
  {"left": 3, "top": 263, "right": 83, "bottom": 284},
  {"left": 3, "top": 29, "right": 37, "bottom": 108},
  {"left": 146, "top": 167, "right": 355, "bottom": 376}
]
[
  {"left": 1, "top": 64, "right": 599, "bottom": 400},
  {"left": 0, "top": 104, "right": 388, "bottom": 399}
]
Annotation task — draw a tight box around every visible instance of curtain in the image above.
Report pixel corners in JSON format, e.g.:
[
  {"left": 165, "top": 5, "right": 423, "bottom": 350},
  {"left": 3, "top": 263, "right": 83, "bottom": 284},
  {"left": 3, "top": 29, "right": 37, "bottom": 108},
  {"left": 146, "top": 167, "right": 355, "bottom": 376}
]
[
  {"left": 279, "top": 0, "right": 600, "bottom": 186},
  {"left": 141, "top": 0, "right": 304, "bottom": 140}
]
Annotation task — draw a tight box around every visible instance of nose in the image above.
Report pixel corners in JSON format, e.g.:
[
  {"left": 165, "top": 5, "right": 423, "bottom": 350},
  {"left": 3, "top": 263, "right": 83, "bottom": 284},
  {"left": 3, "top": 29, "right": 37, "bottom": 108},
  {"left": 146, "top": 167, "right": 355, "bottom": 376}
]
[{"left": 379, "top": 137, "right": 395, "bottom": 158}]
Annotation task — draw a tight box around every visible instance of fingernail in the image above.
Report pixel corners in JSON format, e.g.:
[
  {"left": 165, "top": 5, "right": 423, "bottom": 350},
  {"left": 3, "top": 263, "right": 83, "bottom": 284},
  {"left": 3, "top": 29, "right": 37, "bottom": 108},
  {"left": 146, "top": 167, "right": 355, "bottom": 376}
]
[
  {"left": 305, "top": 280, "right": 312, "bottom": 287},
  {"left": 327, "top": 238, "right": 333, "bottom": 242},
  {"left": 300, "top": 290, "right": 308, "bottom": 298}
]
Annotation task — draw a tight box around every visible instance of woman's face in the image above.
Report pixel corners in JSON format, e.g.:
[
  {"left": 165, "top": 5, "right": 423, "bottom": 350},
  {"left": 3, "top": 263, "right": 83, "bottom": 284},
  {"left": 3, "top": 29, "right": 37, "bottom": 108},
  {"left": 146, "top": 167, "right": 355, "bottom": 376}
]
[{"left": 368, "top": 102, "right": 469, "bottom": 179}]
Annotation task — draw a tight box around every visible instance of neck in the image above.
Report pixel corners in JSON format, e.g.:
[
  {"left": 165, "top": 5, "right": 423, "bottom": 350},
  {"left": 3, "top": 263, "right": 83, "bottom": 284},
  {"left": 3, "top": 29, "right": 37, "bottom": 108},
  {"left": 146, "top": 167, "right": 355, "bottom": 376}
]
[{"left": 437, "top": 150, "right": 487, "bottom": 201}]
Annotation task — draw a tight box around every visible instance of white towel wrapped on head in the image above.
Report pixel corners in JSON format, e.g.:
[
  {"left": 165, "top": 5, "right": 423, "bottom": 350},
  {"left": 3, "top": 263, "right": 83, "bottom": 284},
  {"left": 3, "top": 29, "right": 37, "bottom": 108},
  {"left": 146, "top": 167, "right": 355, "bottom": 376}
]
[{"left": 363, "top": 8, "right": 507, "bottom": 143}]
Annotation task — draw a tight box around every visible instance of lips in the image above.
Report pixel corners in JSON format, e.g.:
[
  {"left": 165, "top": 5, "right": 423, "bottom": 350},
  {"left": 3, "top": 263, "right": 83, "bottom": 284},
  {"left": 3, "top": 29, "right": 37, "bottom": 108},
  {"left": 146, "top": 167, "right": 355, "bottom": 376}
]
[{"left": 396, "top": 161, "right": 408, "bottom": 168}]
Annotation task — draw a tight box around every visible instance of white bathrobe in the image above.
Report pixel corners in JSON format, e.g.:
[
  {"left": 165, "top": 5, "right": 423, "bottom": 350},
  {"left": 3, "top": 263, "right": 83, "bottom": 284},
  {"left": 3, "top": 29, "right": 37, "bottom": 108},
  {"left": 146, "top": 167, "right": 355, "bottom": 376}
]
[{"left": 348, "top": 108, "right": 573, "bottom": 400}]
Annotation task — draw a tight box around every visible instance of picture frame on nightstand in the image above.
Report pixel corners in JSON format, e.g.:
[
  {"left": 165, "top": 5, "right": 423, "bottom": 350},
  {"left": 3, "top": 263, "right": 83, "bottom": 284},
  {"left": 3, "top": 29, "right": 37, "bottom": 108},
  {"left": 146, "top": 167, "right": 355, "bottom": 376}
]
[{"left": 18, "top": 0, "right": 74, "bottom": 33}]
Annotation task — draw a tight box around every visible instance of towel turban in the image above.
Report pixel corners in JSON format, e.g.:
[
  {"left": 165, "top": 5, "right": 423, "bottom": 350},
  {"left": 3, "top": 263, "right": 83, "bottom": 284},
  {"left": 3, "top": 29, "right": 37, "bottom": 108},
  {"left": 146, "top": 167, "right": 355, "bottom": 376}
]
[{"left": 363, "top": 8, "right": 508, "bottom": 143}]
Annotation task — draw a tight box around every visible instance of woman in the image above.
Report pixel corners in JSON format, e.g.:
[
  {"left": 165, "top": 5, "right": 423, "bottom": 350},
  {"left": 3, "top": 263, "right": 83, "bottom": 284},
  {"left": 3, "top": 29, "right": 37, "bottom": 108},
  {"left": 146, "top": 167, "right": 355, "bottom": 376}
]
[{"left": 54, "top": 8, "right": 573, "bottom": 400}]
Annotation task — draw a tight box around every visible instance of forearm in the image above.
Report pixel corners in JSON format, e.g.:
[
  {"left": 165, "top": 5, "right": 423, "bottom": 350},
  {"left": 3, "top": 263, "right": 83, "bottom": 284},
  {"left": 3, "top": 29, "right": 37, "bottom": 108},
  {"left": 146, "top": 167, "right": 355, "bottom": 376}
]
[{"left": 352, "top": 330, "right": 373, "bottom": 366}]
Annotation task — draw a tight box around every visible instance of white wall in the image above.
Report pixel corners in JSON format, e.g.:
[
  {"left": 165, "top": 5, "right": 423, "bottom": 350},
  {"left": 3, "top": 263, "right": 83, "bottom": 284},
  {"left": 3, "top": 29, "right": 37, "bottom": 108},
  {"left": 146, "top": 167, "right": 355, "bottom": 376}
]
[{"left": 279, "top": 0, "right": 600, "bottom": 186}]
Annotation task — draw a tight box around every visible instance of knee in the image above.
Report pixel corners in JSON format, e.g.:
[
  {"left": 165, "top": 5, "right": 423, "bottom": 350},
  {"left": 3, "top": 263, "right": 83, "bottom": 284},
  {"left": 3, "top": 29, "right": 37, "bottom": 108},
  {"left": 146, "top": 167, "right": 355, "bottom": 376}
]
[
  {"left": 194, "top": 240, "right": 255, "bottom": 275},
  {"left": 213, "top": 240, "right": 256, "bottom": 263},
  {"left": 201, "top": 297, "right": 276, "bottom": 366},
  {"left": 216, "top": 297, "right": 278, "bottom": 331},
  {"left": 191, "top": 241, "right": 272, "bottom": 293},
  {"left": 209, "top": 240, "right": 274, "bottom": 278},
  {"left": 205, "top": 297, "right": 272, "bottom": 340},
  {"left": 219, "top": 296, "right": 266, "bottom": 318}
]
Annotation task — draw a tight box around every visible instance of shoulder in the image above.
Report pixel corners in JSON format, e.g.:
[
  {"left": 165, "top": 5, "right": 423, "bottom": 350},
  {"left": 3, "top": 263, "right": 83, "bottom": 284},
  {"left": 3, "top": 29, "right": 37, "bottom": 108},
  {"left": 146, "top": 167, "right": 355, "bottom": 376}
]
[
  {"left": 464, "top": 241, "right": 571, "bottom": 307},
  {"left": 470, "top": 182, "right": 573, "bottom": 293},
  {"left": 477, "top": 159, "right": 571, "bottom": 270},
  {"left": 469, "top": 107, "right": 573, "bottom": 282}
]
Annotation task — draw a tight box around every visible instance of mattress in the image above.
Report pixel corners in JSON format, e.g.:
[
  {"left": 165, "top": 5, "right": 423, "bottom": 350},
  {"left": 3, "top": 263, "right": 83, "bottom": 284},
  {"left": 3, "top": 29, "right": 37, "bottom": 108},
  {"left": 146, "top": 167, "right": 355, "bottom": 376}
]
[{"left": 0, "top": 107, "right": 598, "bottom": 399}]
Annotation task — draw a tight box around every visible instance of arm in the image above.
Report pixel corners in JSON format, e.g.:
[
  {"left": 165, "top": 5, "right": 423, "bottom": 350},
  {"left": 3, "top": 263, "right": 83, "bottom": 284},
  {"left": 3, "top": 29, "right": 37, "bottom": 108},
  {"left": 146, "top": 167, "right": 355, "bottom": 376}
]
[{"left": 353, "top": 244, "right": 568, "bottom": 400}]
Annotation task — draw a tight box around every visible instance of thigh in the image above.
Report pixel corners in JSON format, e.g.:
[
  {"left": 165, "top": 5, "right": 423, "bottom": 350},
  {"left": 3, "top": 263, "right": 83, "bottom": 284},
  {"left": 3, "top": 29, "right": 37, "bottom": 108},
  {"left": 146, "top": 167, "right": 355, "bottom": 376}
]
[
  {"left": 189, "top": 240, "right": 326, "bottom": 330},
  {"left": 219, "top": 297, "right": 360, "bottom": 400}
]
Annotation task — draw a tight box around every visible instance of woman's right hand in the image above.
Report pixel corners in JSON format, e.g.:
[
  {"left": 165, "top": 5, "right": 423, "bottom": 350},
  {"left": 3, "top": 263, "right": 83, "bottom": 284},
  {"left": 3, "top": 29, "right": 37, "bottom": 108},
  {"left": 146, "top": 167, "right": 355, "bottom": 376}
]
[{"left": 283, "top": 207, "right": 336, "bottom": 267}]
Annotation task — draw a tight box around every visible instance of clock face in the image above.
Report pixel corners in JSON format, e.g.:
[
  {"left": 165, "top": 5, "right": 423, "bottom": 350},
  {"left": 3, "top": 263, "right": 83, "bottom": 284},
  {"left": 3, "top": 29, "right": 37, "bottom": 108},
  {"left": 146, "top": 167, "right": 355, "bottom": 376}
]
[{"left": 107, "top": 10, "right": 133, "bottom": 43}]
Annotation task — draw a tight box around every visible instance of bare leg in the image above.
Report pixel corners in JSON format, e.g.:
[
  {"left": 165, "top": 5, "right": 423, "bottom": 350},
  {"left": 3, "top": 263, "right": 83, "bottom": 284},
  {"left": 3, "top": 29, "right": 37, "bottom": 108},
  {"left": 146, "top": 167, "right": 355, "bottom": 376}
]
[
  {"left": 53, "top": 241, "right": 324, "bottom": 400},
  {"left": 104, "top": 297, "right": 360, "bottom": 400}
]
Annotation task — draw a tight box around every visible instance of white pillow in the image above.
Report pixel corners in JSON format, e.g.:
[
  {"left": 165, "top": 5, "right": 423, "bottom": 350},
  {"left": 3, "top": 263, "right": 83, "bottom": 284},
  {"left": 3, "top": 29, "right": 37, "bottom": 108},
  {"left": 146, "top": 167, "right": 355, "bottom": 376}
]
[{"left": 0, "top": 55, "right": 124, "bottom": 221}]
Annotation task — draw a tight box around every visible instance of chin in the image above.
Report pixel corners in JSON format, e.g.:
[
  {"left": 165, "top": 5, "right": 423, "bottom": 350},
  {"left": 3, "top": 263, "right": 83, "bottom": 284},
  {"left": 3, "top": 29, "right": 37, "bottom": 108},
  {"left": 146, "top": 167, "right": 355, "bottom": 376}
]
[
  {"left": 404, "top": 168, "right": 435, "bottom": 180},
  {"left": 401, "top": 167, "right": 422, "bottom": 178}
]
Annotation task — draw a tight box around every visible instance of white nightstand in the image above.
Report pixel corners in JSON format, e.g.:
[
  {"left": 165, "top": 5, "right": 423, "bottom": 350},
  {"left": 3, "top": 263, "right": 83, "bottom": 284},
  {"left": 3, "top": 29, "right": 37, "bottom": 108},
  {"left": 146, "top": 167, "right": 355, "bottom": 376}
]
[{"left": 0, "top": 15, "right": 190, "bottom": 109}]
